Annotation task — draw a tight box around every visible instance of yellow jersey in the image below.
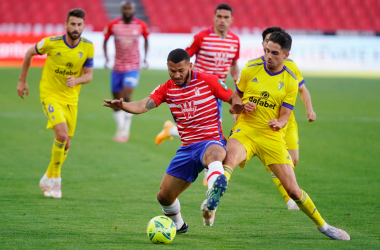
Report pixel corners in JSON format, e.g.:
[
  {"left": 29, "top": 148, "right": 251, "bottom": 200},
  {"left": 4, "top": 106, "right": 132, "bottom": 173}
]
[
  {"left": 245, "top": 56, "right": 304, "bottom": 123},
  {"left": 235, "top": 59, "right": 298, "bottom": 137},
  {"left": 35, "top": 34, "right": 94, "bottom": 105}
]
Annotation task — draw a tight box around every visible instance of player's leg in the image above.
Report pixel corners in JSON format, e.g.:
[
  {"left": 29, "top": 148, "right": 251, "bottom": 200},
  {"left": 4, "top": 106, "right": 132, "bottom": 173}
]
[
  {"left": 155, "top": 120, "right": 179, "bottom": 145},
  {"left": 157, "top": 173, "right": 191, "bottom": 233},
  {"left": 271, "top": 120, "right": 300, "bottom": 210},
  {"left": 223, "top": 138, "right": 248, "bottom": 182},
  {"left": 119, "top": 70, "right": 140, "bottom": 141},
  {"left": 269, "top": 163, "right": 349, "bottom": 240},
  {"left": 111, "top": 71, "right": 127, "bottom": 142}
]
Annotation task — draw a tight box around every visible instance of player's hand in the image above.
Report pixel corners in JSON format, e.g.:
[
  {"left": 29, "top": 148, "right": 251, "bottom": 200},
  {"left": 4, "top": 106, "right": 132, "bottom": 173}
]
[
  {"left": 229, "top": 103, "right": 245, "bottom": 114},
  {"left": 268, "top": 119, "right": 282, "bottom": 131},
  {"left": 103, "top": 98, "right": 124, "bottom": 111},
  {"left": 66, "top": 76, "right": 77, "bottom": 88},
  {"left": 17, "top": 81, "right": 29, "bottom": 99},
  {"left": 307, "top": 109, "right": 316, "bottom": 122},
  {"left": 243, "top": 102, "right": 256, "bottom": 113}
]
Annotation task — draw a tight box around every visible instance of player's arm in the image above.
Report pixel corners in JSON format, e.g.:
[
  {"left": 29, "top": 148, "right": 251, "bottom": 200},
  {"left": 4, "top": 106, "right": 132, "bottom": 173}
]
[
  {"left": 230, "top": 60, "right": 239, "bottom": 82},
  {"left": 103, "top": 38, "right": 109, "bottom": 68},
  {"left": 67, "top": 67, "right": 94, "bottom": 87},
  {"left": 103, "top": 97, "right": 157, "bottom": 114},
  {"left": 269, "top": 106, "right": 292, "bottom": 131},
  {"left": 227, "top": 93, "right": 255, "bottom": 114},
  {"left": 143, "top": 37, "right": 149, "bottom": 68},
  {"left": 17, "top": 46, "right": 39, "bottom": 98},
  {"left": 298, "top": 84, "right": 316, "bottom": 122}
]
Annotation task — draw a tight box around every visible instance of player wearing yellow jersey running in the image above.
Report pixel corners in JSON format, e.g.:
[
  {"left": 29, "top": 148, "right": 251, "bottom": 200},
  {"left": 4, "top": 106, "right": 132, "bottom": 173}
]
[
  {"left": 222, "top": 31, "right": 349, "bottom": 240},
  {"left": 16, "top": 9, "right": 94, "bottom": 199},
  {"left": 240, "top": 27, "right": 316, "bottom": 210}
]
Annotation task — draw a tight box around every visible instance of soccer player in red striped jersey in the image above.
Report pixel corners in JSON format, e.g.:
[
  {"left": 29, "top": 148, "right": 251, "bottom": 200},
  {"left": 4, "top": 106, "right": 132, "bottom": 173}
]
[
  {"left": 155, "top": 4, "right": 240, "bottom": 186},
  {"left": 104, "top": 49, "right": 254, "bottom": 230},
  {"left": 103, "top": 1, "right": 149, "bottom": 143}
]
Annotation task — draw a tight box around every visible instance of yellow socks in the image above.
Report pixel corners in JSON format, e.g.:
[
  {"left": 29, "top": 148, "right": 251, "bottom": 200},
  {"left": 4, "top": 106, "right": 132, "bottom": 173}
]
[
  {"left": 46, "top": 139, "right": 67, "bottom": 179},
  {"left": 223, "top": 165, "right": 233, "bottom": 182},
  {"left": 295, "top": 190, "right": 325, "bottom": 227},
  {"left": 271, "top": 172, "right": 291, "bottom": 202}
]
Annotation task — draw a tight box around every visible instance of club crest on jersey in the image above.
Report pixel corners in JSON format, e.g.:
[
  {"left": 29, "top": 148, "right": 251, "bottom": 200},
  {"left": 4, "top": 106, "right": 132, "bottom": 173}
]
[
  {"left": 78, "top": 52, "right": 83, "bottom": 59},
  {"left": 215, "top": 52, "right": 228, "bottom": 67},
  {"left": 279, "top": 81, "right": 284, "bottom": 90},
  {"left": 180, "top": 101, "right": 197, "bottom": 120},
  {"left": 218, "top": 79, "right": 228, "bottom": 90},
  {"left": 194, "top": 87, "right": 200, "bottom": 96}
]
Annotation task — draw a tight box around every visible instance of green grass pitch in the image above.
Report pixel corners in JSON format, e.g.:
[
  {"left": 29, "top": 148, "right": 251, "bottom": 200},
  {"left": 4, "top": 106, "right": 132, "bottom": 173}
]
[{"left": 0, "top": 68, "right": 379, "bottom": 249}]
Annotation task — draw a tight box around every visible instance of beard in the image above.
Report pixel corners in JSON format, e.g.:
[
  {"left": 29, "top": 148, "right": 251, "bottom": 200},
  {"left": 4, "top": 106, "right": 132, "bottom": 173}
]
[
  {"left": 67, "top": 30, "right": 81, "bottom": 40},
  {"left": 123, "top": 13, "right": 134, "bottom": 22},
  {"left": 171, "top": 70, "right": 191, "bottom": 86}
]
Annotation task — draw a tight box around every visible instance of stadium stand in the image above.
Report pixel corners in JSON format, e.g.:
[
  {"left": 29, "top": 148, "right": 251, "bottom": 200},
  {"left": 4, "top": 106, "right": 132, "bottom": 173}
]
[
  {"left": 0, "top": 0, "right": 108, "bottom": 34},
  {"left": 141, "top": 0, "right": 380, "bottom": 34}
]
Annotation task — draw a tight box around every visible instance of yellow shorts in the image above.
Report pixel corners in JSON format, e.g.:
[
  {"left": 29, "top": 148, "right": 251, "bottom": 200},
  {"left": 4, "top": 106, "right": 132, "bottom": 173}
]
[
  {"left": 284, "top": 119, "right": 299, "bottom": 150},
  {"left": 228, "top": 125, "right": 294, "bottom": 171},
  {"left": 41, "top": 99, "right": 78, "bottom": 137}
]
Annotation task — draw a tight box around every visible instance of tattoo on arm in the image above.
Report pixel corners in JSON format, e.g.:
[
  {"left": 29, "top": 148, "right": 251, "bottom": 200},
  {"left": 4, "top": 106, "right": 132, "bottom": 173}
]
[{"left": 145, "top": 98, "right": 157, "bottom": 110}]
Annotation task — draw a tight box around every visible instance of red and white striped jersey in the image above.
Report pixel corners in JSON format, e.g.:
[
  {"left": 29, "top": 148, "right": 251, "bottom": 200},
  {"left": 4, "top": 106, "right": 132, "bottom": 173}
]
[
  {"left": 186, "top": 27, "right": 240, "bottom": 83},
  {"left": 149, "top": 71, "right": 233, "bottom": 146},
  {"left": 104, "top": 17, "right": 149, "bottom": 72}
]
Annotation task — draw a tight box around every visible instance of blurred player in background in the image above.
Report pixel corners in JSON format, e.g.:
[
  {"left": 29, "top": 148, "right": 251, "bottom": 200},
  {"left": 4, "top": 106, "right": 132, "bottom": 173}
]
[
  {"left": 155, "top": 3, "right": 240, "bottom": 186},
  {"left": 104, "top": 49, "right": 252, "bottom": 231},
  {"left": 16, "top": 9, "right": 94, "bottom": 198},
  {"left": 239, "top": 26, "right": 316, "bottom": 210},
  {"left": 103, "top": 1, "right": 149, "bottom": 142},
  {"left": 224, "top": 31, "right": 349, "bottom": 240}
]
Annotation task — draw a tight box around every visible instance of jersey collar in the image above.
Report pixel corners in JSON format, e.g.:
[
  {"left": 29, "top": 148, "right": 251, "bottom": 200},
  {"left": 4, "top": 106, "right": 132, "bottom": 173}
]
[
  {"left": 63, "top": 34, "right": 81, "bottom": 49},
  {"left": 263, "top": 60, "right": 286, "bottom": 76}
]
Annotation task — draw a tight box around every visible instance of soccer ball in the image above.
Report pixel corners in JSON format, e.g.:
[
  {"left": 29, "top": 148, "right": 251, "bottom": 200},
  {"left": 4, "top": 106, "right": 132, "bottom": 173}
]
[{"left": 147, "top": 216, "right": 176, "bottom": 244}]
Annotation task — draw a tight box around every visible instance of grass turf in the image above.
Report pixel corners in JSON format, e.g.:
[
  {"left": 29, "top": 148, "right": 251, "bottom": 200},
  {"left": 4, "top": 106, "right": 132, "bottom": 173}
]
[{"left": 0, "top": 68, "right": 379, "bottom": 249}]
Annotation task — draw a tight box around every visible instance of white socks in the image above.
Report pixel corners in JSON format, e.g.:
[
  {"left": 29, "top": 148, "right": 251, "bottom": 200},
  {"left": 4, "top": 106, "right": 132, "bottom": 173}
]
[
  {"left": 207, "top": 161, "right": 224, "bottom": 190},
  {"left": 113, "top": 111, "right": 133, "bottom": 136},
  {"left": 168, "top": 126, "right": 179, "bottom": 137},
  {"left": 113, "top": 110, "right": 125, "bottom": 129},
  {"left": 161, "top": 198, "right": 184, "bottom": 230}
]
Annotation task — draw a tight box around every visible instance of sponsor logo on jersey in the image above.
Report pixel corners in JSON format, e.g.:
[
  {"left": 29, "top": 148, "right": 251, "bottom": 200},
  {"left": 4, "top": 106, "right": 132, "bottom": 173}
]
[
  {"left": 218, "top": 79, "right": 228, "bottom": 90},
  {"left": 252, "top": 78, "right": 258, "bottom": 82},
  {"left": 248, "top": 95, "right": 276, "bottom": 110},
  {"left": 215, "top": 52, "right": 228, "bottom": 67},
  {"left": 66, "top": 62, "right": 73, "bottom": 69},
  {"left": 260, "top": 91, "right": 269, "bottom": 99},
  {"left": 55, "top": 68, "right": 79, "bottom": 76},
  {"left": 180, "top": 100, "right": 197, "bottom": 120},
  {"left": 279, "top": 81, "right": 284, "bottom": 90}
]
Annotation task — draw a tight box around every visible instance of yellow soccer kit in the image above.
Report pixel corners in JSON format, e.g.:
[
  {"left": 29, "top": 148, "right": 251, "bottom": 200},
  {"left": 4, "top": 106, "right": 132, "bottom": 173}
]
[
  {"left": 35, "top": 34, "right": 94, "bottom": 136},
  {"left": 245, "top": 56, "right": 305, "bottom": 150},
  {"left": 230, "top": 60, "right": 298, "bottom": 170}
]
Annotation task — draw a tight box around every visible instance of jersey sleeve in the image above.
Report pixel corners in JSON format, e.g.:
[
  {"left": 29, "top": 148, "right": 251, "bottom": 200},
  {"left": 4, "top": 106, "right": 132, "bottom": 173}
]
[
  {"left": 141, "top": 21, "right": 150, "bottom": 39},
  {"left": 282, "top": 81, "right": 298, "bottom": 110},
  {"left": 35, "top": 37, "right": 51, "bottom": 55},
  {"left": 185, "top": 33, "right": 202, "bottom": 57},
  {"left": 206, "top": 75, "right": 233, "bottom": 102},
  {"left": 291, "top": 61, "right": 305, "bottom": 87},
  {"left": 235, "top": 67, "right": 247, "bottom": 94},
  {"left": 83, "top": 44, "right": 95, "bottom": 68},
  {"left": 104, "top": 22, "right": 113, "bottom": 41},
  {"left": 149, "top": 82, "right": 169, "bottom": 106}
]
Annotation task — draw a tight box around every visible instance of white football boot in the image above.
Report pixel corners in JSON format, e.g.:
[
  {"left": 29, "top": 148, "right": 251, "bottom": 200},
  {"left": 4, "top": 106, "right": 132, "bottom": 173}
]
[
  {"left": 39, "top": 173, "right": 52, "bottom": 197},
  {"left": 201, "top": 199, "right": 216, "bottom": 226},
  {"left": 318, "top": 222, "right": 350, "bottom": 240},
  {"left": 51, "top": 177, "right": 62, "bottom": 199}
]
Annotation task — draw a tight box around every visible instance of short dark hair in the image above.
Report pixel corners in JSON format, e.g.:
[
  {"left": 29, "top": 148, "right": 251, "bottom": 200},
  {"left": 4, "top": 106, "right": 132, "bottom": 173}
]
[
  {"left": 167, "top": 49, "right": 190, "bottom": 63},
  {"left": 66, "top": 8, "right": 86, "bottom": 22},
  {"left": 215, "top": 3, "right": 233, "bottom": 15},
  {"left": 262, "top": 26, "right": 285, "bottom": 41},
  {"left": 268, "top": 31, "right": 292, "bottom": 52}
]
